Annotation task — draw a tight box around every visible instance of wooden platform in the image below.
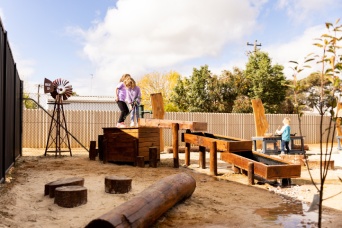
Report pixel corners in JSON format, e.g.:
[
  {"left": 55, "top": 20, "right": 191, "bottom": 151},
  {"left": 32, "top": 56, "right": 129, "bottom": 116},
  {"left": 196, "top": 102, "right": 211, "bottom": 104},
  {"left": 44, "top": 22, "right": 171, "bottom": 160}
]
[{"left": 102, "top": 127, "right": 160, "bottom": 164}]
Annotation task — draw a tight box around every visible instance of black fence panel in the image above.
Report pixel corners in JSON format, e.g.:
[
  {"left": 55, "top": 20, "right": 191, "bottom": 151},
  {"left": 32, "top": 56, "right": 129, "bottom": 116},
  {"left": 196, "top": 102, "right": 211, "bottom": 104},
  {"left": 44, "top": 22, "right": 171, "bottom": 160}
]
[
  {"left": 0, "top": 17, "right": 23, "bottom": 183},
  {"left": 0, "top": 19, "right": 4, "bottom": 183}
]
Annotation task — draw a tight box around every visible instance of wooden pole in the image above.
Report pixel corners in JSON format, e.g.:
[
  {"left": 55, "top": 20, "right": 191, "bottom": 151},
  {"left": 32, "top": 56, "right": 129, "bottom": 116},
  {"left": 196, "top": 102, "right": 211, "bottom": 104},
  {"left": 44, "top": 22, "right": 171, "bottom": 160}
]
[
  {"left": 172, "top": 123, "right": 179, "bottom": 168},
  {"left": 185, "top": 142, "right": 191, "bottom": 166},
  {"left": 149, "top": 147, "right": 158, "bottom": 168},
  {"left": 98, "top": 135, "right": 104, "bottom": 161},
  {"left": 85, "top": 173, "right": 196, "bottom": 228},
  {"left": 89, "top": 141, "right": 96, "bottom": 160},
  {"left": 210, "top": 141, "right": 217, "bottom": 176},
  {"left": 136, "top": 156, "right": 145, "bottom": 168},
  {"left": 248, "top": 162, "right": 255, "bottom": 185},
  {"left": 199, "top": 146, "right": 206, "bottom": 169}
]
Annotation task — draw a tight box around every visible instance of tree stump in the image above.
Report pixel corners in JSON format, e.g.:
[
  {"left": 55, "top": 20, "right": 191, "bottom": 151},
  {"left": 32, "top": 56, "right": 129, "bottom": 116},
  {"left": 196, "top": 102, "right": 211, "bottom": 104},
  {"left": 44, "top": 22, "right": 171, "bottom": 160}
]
[
  {"left": 54, "top": 186, "right": 87, "bottom": 208},
  {"left": 44, "top": 177, "right": 84, "bottom": 198},
  {"left": 105, "top": 176, "right": 132, "bottom": 194}
]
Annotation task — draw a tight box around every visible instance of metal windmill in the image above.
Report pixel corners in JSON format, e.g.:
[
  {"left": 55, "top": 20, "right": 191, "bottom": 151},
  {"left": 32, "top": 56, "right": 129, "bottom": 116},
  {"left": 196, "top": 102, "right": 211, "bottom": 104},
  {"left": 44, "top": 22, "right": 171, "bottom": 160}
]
[{"left": 44, "top": 78, "right": 73, "bottom": 156}]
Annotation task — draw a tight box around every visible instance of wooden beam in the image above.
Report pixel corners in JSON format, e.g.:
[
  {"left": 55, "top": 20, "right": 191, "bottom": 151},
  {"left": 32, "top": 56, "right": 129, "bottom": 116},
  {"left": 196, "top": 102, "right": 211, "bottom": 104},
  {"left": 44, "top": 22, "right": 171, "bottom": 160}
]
[
  {"left": 150, "top": 93, "right": 165, "bottom": 152},
  {"left": 251, "top": 99, "right": 269, "bottom": 150},
  {"left": 139, "top": 118, "right": 207, "bottom": 131}
]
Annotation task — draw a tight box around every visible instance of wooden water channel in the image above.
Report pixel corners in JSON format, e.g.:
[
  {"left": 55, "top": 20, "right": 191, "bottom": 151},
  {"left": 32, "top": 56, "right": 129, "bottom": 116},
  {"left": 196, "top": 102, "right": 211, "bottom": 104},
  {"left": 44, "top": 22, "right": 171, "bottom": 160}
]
[{"left": 182, "top": 132, "right": 301, "bottom": 182}]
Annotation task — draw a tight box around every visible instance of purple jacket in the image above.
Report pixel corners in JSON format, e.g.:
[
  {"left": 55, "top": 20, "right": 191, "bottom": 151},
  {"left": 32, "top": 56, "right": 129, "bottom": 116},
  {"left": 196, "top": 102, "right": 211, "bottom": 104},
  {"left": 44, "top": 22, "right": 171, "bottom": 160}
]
[
  {"left": 127, "top": 86, "right": 141, "bottom": 104},
  {"left": 116, "top": 82, "right": 127, "bottom": 101}
]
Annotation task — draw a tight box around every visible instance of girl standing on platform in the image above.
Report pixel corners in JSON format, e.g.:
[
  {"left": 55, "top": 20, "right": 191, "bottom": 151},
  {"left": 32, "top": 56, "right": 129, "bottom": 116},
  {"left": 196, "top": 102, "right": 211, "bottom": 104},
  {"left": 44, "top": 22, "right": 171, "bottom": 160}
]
[
  {"left": 275, "top": 117, "right": 291, "bottom": 154},
  {"left": 125, "top": 78, "right": 141, "bottom": 127},
  {"left": 115, "top": 74, "right": 131, "bottom": 128}
]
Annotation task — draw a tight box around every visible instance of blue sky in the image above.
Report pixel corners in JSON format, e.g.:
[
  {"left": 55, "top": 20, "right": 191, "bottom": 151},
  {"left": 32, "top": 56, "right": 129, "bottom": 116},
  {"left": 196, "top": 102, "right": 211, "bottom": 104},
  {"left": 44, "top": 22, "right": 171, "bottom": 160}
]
[{"left": 0, "top": 0, "right": 341, "bottom": 96}]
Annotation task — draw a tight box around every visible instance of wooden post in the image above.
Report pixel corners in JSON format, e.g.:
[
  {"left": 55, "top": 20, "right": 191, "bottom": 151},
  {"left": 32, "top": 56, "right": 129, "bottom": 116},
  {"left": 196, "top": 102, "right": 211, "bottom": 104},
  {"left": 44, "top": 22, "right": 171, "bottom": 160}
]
[
  {"left": 89, "top": 141, "right": 96, "bottom": 160},
  {"left": 210, "top": 141, "right": 217, "bottom": 176},
  {"left": 98, "top": 135, "right": 104, "bottom": 161},
  {"left": 172, "top": 123, "right": 179, "bottom": 168},
  {"left": 149, "top": 147, "right": 158, "bottom": 168},
  {"left": 151, "top": 93, "right": 165, "bottom": 152},
  {"left": 85, "top": 173, "right": 196, "bottom": 228},
  {"left": 136, "top": 156, "right": 145, "bottom": 168},
  {"left": 185, "top": 142, "right": 191, "bottom": 166},
  {"left": 251, "top": 99, "right": 269, "bottom": 149},
  {"left": 199, "top": 146, "right": 206, "bottom": 169},
  {"left": 248, "top": 162, "right": 255, "bottom": 185}
]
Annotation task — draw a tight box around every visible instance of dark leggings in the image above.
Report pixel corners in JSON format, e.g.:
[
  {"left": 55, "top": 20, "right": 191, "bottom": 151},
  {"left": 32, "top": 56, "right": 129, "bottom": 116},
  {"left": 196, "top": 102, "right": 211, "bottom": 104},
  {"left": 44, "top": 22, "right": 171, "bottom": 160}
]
[
  {"left": 117, "top": 101, "right": 129, "bottom": 123},
  {"left": 281, "top": 140, "right": 290, "bottom": 153}
]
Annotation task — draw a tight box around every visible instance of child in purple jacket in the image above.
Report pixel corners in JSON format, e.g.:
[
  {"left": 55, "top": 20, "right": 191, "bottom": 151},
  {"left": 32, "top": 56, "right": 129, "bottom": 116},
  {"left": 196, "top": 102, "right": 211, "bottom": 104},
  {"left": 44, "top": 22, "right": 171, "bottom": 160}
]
[
  {"left": 126, "top": 78, "right": 141, "bottom": 127},
  {"left": 115, "top": 74, "right": 131, "bottom": 128}
]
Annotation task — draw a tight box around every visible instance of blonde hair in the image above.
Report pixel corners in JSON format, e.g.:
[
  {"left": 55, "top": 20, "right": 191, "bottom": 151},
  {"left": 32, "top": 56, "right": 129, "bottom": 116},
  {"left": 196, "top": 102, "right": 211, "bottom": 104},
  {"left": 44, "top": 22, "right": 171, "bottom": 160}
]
[
  {"left": 124, "top": 77, "right": 136, "bottom": 89},
  {"left": 120, "top": 74, "right": 131, "bottom": 82},
  {"left": 283, "top": 117, "right": 291, "bottom": 125}
]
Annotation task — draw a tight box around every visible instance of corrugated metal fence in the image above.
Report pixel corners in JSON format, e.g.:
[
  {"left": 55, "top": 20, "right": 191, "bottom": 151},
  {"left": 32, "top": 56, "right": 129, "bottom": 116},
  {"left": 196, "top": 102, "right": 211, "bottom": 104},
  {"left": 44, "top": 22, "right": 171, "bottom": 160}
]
[
  {"left": 22, "top": 109, "right": 331, "bottom": 148},
  {"left": 0, "top": 18, "right": 23, "bottom": 183}
]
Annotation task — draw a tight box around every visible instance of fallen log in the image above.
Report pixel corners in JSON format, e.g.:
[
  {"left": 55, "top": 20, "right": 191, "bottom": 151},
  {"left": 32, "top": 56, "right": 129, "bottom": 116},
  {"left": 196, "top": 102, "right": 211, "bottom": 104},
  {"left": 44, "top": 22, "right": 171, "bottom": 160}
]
[{"left": 85, "top": 172, "right": 196, "bottom": 228}]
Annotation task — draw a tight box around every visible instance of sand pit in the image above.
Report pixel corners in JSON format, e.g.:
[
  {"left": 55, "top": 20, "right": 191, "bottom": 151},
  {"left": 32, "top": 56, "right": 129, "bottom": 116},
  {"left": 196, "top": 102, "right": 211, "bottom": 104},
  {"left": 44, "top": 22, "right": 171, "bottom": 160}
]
[{"left": 0, "top": 147, "right": 342, "bottom": 227}]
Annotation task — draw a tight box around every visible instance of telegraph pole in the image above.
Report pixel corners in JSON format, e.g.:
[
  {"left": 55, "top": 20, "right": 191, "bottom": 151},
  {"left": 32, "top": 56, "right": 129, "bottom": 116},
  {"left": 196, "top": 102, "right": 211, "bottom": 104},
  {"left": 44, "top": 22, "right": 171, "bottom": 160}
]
[{"left": 247, "top": 40, "right": 262, "bottom": 53}]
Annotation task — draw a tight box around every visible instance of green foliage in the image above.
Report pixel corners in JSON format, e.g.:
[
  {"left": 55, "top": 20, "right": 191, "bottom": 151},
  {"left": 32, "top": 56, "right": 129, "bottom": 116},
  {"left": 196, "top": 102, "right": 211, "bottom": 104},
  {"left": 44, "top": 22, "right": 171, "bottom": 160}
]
[
  {"left": 290, "top": 18, "right": 342, "bottom": 227},
  {"left": 170, "top": 65, "right": 249, "bottom": 113},
  {"left": 245, "top": 51, "right": 288, "bottom": 113},
  {"left": 23, "top": 93, "right": 37, "bottom": 109},
  {"left": 231, "top": 95, "right": 253, "bottom": 113}
]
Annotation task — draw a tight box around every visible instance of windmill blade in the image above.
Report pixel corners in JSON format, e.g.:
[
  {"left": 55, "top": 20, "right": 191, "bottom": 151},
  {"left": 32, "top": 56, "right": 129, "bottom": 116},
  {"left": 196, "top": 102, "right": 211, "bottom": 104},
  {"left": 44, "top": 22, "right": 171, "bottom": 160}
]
[
  {"left": 49, "top": 78, "right": 73, "bottom": 100},
  {"left": 62, "top": 80, "right": 69, "bottom": 86},
  {"left": 44, "top": 78, "right": 54, "bottom": 93}
]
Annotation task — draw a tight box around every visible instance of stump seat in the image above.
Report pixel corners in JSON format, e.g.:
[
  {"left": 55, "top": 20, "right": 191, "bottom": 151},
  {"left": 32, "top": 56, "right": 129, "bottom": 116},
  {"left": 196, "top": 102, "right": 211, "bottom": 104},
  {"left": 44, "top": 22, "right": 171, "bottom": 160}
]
[
  {"left": 54, "top": 185, "right": 87, "bottom": 208},
  {"left": 105, "top": 176, "right": 132, "bottom": 194},
  {"left": 44, "top": 177, "right": 84, "bottom": 198}
]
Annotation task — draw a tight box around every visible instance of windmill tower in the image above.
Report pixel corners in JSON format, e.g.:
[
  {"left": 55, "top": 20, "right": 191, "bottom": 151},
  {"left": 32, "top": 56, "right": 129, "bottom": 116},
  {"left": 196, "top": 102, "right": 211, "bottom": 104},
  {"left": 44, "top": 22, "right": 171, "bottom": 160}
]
[{"left": 44, "top": 78, "right": 73, "bottom": 156}]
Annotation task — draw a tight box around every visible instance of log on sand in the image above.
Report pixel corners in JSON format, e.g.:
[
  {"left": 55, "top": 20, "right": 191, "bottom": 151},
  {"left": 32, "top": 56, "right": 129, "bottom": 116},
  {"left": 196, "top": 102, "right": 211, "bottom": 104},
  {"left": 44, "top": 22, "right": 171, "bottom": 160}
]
[{"left": 85, "top": 172, "right": 196, "bottom": 228}]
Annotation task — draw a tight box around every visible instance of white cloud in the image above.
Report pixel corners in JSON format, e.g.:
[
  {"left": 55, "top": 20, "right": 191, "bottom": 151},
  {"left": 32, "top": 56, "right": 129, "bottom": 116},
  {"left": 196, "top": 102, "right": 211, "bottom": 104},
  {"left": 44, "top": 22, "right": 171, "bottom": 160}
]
[{"left": 74, "top": 0, "right": 263, "bottom": 94}]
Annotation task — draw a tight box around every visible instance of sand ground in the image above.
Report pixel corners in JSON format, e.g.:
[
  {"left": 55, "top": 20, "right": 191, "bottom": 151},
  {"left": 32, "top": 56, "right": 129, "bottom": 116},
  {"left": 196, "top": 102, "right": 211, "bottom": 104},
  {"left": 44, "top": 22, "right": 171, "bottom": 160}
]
[{"left": 0, "top": 145, "right": 342, "bottom": 228}]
